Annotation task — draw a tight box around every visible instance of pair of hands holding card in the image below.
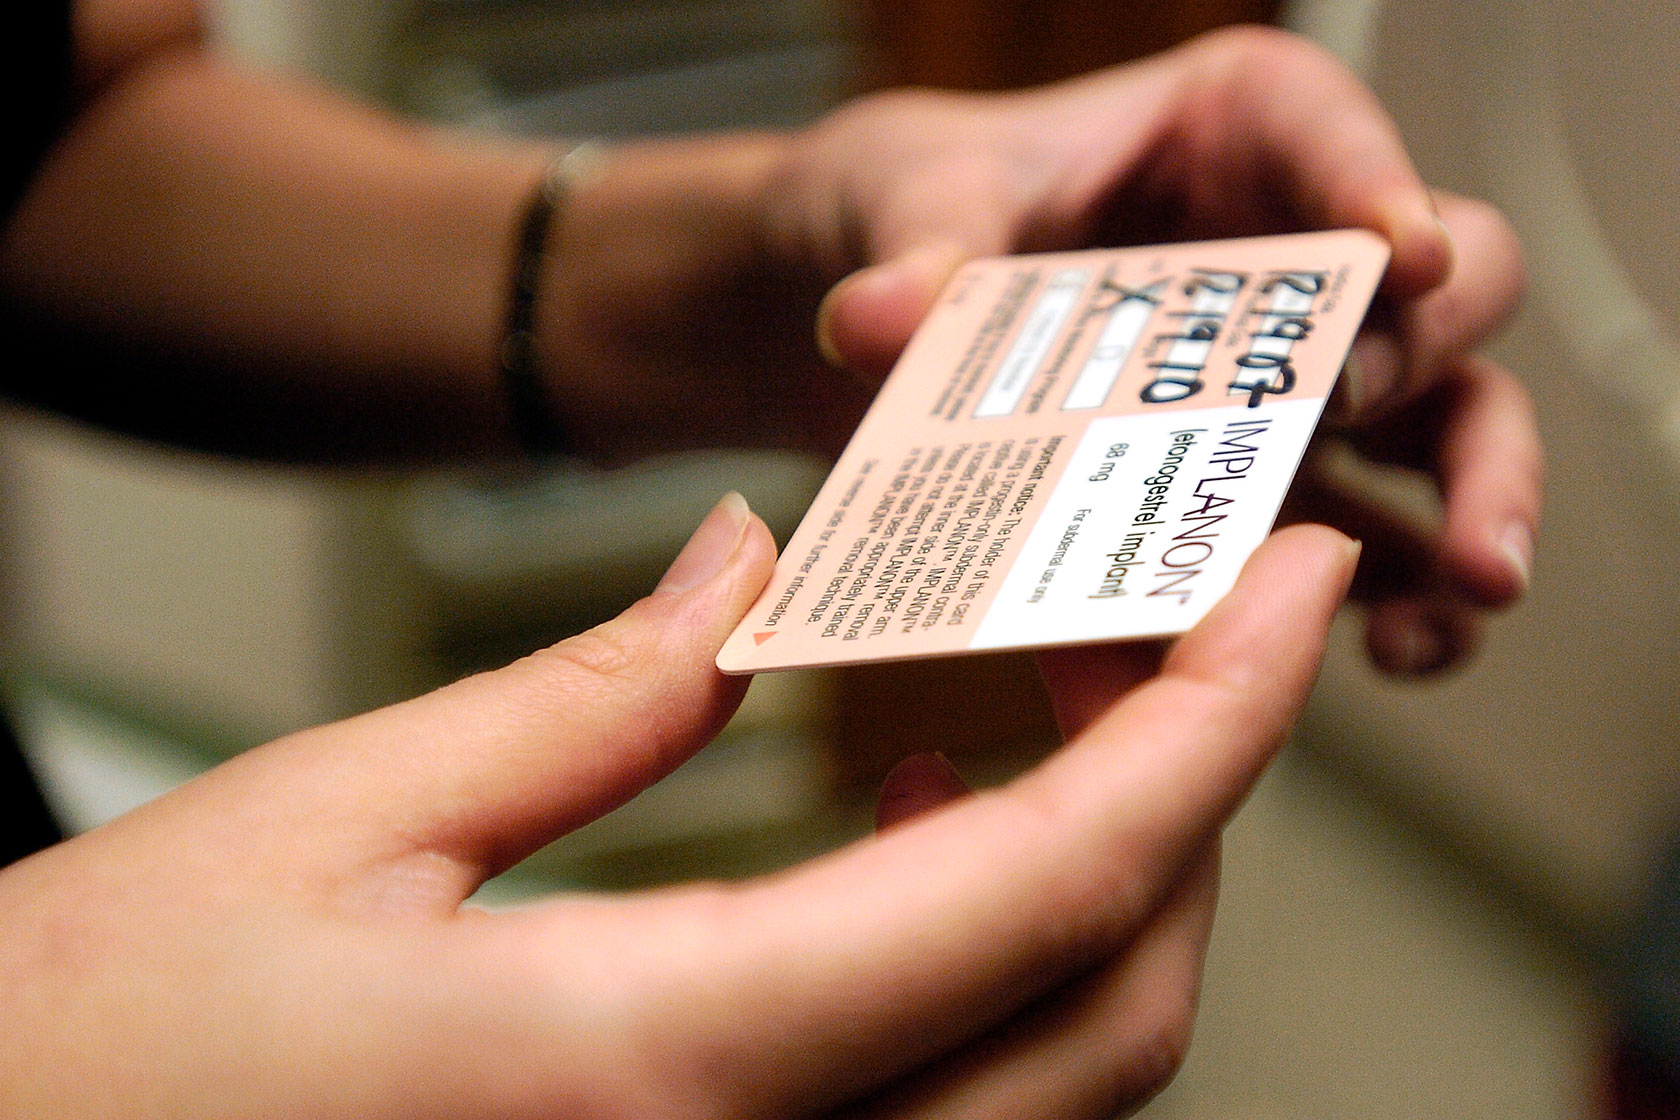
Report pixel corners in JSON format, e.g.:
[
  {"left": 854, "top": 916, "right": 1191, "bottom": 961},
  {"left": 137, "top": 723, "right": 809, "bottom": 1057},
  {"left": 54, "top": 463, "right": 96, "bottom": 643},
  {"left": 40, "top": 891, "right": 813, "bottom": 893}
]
[{"left": 1, "top": 26, "right": 1540, "bottom": 1120}]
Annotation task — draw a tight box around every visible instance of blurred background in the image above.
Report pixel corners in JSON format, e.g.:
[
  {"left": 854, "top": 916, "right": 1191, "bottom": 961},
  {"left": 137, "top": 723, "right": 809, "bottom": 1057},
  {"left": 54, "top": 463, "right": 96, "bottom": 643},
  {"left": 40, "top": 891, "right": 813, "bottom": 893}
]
[{"left": 6, "top": 0, "right": 1679, "bottom": 1115}]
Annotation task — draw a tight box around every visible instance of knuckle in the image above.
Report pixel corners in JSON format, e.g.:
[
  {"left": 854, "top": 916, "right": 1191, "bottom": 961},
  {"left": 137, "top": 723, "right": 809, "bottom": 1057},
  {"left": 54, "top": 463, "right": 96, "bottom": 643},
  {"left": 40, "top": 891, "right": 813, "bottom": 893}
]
[
  {"left": 1443, "top": 196, "right": 1528, "bottom": 295},
  {"left": 1452, "top": 193, "right": 1517, "bottom": 242},
  {"left": 512, "top": 621, "right": 661, "bottom": 713},
  {"left": 1191, "top": 23, "right": 1330, "bottom": 75},
  {"left": 539, "top": 625, "right": 643, "bottom": 683}
]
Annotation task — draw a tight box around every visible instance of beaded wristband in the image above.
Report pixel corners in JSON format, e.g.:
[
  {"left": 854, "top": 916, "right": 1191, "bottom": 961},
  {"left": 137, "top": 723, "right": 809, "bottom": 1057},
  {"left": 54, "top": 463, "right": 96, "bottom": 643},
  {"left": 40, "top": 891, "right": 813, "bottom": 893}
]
[{"left": 499, "top": 141, "right": 603, "bottom": 458}]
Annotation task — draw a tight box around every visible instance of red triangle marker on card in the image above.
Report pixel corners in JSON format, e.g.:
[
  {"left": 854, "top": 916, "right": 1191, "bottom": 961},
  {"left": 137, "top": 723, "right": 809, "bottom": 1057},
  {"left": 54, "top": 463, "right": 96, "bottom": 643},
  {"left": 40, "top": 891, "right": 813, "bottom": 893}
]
[{"left": 754, "top": 632, "right": 777, "bottom": 645}]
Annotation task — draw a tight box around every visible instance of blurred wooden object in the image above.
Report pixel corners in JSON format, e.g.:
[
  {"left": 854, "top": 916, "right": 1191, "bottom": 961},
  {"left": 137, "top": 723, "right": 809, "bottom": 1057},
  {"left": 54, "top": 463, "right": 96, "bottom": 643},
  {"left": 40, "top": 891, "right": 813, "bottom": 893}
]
[{"left": 857, "top": 0, "right": 1282, "bottom": 91}]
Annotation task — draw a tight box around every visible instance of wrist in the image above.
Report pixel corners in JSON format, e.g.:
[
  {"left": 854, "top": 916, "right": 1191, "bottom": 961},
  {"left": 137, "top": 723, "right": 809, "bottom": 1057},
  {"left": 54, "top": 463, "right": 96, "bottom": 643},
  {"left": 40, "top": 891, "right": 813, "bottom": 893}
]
[
  {"left": 528, "top": 131, "right": 797, "bottom": 463},
  {"left": 498, "top": 142, "right": 606, "bottom": 459}
]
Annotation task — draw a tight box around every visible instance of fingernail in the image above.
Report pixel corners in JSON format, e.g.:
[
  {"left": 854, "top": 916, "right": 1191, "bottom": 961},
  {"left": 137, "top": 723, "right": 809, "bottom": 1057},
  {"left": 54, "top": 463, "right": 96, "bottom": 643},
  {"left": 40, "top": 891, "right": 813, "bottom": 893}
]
[
  {"left": 658, "top": 492, "right": 751, "bottom": 595},
  {"left": 1342, "top": 536, "right": 1365, "bottom": 575},
  {"left": 1497, "top": 521, "right": 1533, "bottom": 594},
  {"left": 814, "top": 281, "right": 849, "bottom": 368},
  {"left": 1346, "top": 332, "right": 1403, "bottom": 416},
  {"left": 1327, "top": 355, "right": 1367, "bottom": 424},
  {"left": 1328, "top": 535, "right": 1364, "bottom": 601},
  {"left": 815, "top": 260, "right": 908, "bottom": 370},
  {"left": 877, "top": 750, "right": 969, "bottom": 830},
  {"left": 1386, "top": 616, "right": 1445, "bottom": 676},
  {"left": 899, "top": 240, "right": 970, "bottom": 286},
  {"left": 1380, "top": 195, "right": 1454, "bottom": 291},
  {"left": 887, "top": 750, "right": 965, "bottom": 794},
  {"left": 817, "top": 243, "right": 971, "bottom": 374},
  {"left": 1432, "top": 210, "right": 1458, "bottom": 278}
]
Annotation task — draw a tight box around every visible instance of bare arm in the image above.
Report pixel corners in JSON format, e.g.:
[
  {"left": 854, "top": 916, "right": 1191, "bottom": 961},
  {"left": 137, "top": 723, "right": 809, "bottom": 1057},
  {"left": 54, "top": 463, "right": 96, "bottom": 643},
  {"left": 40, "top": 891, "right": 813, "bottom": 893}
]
[
  {"left": 0, "top": 1, "right": 579, "bottom": 458},
  {"left": 2, "top": 2, "right": 805, "bottom": 462}
]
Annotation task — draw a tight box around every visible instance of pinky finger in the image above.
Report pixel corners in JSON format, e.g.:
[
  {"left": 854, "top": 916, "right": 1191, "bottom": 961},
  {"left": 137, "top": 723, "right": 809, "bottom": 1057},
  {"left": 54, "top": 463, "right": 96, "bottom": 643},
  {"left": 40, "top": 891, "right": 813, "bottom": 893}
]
[
  {"left": 1364, "top": 592, "right": 1487, "bottom": 678},
  {"left": 877, "top": 753, "right": 972, "bottom": 832}
]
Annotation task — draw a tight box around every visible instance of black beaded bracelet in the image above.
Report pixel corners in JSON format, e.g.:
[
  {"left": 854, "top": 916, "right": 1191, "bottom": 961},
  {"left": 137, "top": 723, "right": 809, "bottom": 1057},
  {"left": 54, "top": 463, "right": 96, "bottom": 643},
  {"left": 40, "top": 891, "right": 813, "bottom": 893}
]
[{"left": 499, "top": 142, "right": 602, "bottom": 458}]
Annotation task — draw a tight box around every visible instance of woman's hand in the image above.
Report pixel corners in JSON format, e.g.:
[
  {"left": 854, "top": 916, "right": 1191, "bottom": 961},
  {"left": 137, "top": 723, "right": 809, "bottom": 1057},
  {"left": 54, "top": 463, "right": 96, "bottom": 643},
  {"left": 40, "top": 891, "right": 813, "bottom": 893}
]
[
  {"left": 542, "top": 28, "right": 1538, "bottom": 673},
  {"left": 778, "top": 27, "right": 1540, "bottom": 674},
  {"left": 0, "top": 496, "right": 1357, "bottom": 1119}
]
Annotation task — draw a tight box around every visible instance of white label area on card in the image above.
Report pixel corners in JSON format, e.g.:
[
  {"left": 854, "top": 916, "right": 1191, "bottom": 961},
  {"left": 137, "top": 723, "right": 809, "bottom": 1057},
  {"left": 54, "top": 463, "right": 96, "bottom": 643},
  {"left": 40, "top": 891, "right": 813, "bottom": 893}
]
[
  {"left": 974, "top": 269, "right": 1090, "bottom": 418},
  {"left": 970, "top": 400, "right": 1323, "bottom": 649}
]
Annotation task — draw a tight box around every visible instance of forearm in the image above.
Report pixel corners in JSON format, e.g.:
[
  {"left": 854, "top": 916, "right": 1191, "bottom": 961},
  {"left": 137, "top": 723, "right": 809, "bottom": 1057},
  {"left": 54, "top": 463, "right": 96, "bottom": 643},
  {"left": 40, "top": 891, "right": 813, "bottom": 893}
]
[{"left": 0, "top": 43, "right": 555, "bottom": 460}]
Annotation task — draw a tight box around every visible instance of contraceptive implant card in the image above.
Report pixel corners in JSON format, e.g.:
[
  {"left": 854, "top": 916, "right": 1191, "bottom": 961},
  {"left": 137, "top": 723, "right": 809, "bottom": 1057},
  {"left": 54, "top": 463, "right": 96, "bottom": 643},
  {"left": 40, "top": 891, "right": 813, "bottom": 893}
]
[{"left": 718, "top": 229, "right": 1389, "bottom": 674}]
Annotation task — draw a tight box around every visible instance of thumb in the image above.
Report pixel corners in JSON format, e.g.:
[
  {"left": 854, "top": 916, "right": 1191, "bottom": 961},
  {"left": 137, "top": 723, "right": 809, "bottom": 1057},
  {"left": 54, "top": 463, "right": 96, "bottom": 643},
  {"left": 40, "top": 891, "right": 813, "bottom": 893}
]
[
  {"left": 194, "top": 492, "right": 778, "bottom": 903},
  {"left": 816, "top": 241, "right": 971, "bottom": 382}
]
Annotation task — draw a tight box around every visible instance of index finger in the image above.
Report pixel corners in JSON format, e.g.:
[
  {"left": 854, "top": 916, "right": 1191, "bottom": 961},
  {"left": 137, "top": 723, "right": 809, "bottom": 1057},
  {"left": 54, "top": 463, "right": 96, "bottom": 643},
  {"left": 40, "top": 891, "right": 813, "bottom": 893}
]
[{"left": 643, "top": 525, "right": 1359, "bottom": 1115}]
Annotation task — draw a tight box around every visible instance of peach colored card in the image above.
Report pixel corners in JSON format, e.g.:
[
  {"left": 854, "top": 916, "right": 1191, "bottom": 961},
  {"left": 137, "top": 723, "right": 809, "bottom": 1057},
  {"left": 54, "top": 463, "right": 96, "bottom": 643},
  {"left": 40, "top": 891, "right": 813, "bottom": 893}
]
[{"left": 718, "top": 230, "right": 1389, "bottom": 674}]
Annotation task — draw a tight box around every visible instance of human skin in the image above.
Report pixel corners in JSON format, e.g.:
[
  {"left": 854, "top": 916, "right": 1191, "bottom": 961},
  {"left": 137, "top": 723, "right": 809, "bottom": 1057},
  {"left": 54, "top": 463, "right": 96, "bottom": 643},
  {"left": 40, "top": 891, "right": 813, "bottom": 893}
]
[
  {"left": 0, "top": 20, "right": 1537, "bottom": 672},
  {"left": 0, "top": 8, "right": 1540, "bottom": 1112},
  {"left": 0, "top": 501, "right": 1360, "bottom": 1120}
]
